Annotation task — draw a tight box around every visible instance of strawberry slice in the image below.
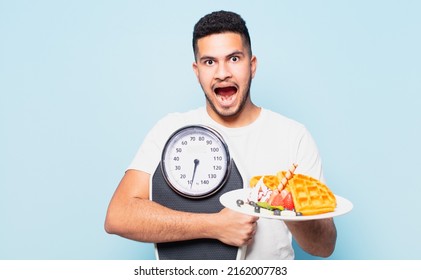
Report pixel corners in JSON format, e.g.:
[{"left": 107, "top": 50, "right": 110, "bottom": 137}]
[
  {"left": 283, "top": 192, "right": 294, "bottom": 210},
  {"left": 271, "top": 193, "right": 284, "bottom": 206}
]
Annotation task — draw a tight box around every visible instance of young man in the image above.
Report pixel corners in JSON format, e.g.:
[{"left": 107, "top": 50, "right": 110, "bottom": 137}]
[{"left": 105, "top": 10, "right": 336, "bottom": 259}]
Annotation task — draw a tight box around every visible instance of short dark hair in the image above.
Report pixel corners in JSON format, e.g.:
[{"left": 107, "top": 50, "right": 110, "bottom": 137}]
[{"left": 192, "top": 10, "right": 252, "bottom": 58}]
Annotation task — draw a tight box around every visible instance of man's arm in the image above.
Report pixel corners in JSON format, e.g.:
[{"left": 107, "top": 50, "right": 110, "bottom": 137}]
[
  {"left": 284, "top": 127, "right": 337, "bottom": 257},
  {"left": 285, "top": 218, "right": 337, "bottom": 257},
  {"left": 104, "top": 169, "right": 258, "bottom": 247}
]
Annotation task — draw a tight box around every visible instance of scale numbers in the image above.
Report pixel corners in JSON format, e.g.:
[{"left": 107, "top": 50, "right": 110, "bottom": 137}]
[{"left": 161, "top": 125, "right": 231, "bottom": 198}]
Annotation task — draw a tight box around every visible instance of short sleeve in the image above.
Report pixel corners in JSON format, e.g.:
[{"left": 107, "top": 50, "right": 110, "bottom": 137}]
[
  {"left": 293, "top": 126, "right": 325, "bottom": 183},
  {"left": 127, "top": 119, "right": 170, "bottom": 174}
]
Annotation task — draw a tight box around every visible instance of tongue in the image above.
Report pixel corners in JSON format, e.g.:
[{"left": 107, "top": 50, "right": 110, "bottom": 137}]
[{"left": 215, "top": 87, "right": 237, "bottom": 106}]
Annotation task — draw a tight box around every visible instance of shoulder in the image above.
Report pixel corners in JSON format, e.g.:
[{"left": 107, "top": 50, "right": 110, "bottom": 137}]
[{"left": 260, "top": 108, "right": 307, "bottom": 133}]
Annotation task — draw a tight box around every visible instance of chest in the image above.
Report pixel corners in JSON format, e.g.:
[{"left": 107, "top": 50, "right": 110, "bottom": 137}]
[{"left": 225, "top": 132, "right": 294, "bottom": 182}]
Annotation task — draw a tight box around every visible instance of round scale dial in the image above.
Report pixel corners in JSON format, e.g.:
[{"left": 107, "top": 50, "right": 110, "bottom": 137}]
[{"left": 161, "top": 125, "right": 231, "bottom": 199}]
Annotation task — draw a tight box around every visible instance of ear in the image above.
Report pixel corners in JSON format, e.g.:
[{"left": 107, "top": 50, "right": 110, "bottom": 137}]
[
  {"left": 250, "top": 55, "right": 257, "bottom": 79},
  {"left": 192, "top": 62, "right": 199, "bottom": 79}
]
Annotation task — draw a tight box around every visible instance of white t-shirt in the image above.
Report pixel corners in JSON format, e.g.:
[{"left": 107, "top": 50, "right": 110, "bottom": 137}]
[{"left": 129, "top": 107, "right": 324, "bottom": 260}]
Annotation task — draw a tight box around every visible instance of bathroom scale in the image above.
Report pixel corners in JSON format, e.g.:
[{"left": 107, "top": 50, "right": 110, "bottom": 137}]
[{"left": 151, "top": 125, "right": 245, "bottom": 260}]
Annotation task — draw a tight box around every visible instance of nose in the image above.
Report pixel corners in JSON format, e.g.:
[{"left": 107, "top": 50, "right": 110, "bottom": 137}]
[{"left": 214, "top": 62, "right": 232, "bottom": 80}]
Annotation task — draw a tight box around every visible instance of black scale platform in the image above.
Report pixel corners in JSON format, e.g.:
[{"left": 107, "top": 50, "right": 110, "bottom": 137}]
[{"left": 151, "top": 160, "right": 243, "bottom": 260}]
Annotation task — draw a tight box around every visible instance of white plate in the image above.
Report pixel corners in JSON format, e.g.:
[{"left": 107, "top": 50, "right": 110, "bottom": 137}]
[{"left": 219, "top": 189, "right": 353, "bottom": 221}]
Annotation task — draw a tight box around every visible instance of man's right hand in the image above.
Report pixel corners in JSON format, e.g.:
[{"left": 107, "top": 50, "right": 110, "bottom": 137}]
[{"left": 208, "top": 208, "right": 259, "bottom": 247}]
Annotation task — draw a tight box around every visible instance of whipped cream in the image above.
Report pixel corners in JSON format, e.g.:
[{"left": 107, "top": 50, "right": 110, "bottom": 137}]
[{"left": 247, "top": 177, "right": 273, "bottom": 202}]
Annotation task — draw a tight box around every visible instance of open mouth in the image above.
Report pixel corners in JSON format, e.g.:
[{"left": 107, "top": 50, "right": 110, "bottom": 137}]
[
  {"left": 214, "top": 86, "right": 238, "bottom": 106},
  {"left": 215, "top": 86, "right": 237, "bottom": 95}
]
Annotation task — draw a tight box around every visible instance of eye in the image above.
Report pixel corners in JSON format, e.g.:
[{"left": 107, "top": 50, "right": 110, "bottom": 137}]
[
  {"left": 230, "top": 56, "right": 239, "bottom": 62},
  {"left": 205, "top": 60, "right": 214, "bottom": 66}
]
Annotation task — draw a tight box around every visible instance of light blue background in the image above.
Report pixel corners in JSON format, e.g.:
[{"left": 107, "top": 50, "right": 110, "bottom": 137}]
[{"left": 1, "top": 0, "right": 420, "bottom": 260}]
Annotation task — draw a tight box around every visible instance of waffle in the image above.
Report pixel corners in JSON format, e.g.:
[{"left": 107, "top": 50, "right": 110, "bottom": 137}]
[
  {"left": 250, "top": 175, "right": 279, "bottom": 190},
  {"left": 277, "top": 171, "right": 336, "bottom": 215}
]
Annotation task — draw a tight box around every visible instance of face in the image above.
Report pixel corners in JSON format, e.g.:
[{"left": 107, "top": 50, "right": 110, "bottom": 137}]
[{"left": 193, "top": 32, "right": 257, "bottom": 124}]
